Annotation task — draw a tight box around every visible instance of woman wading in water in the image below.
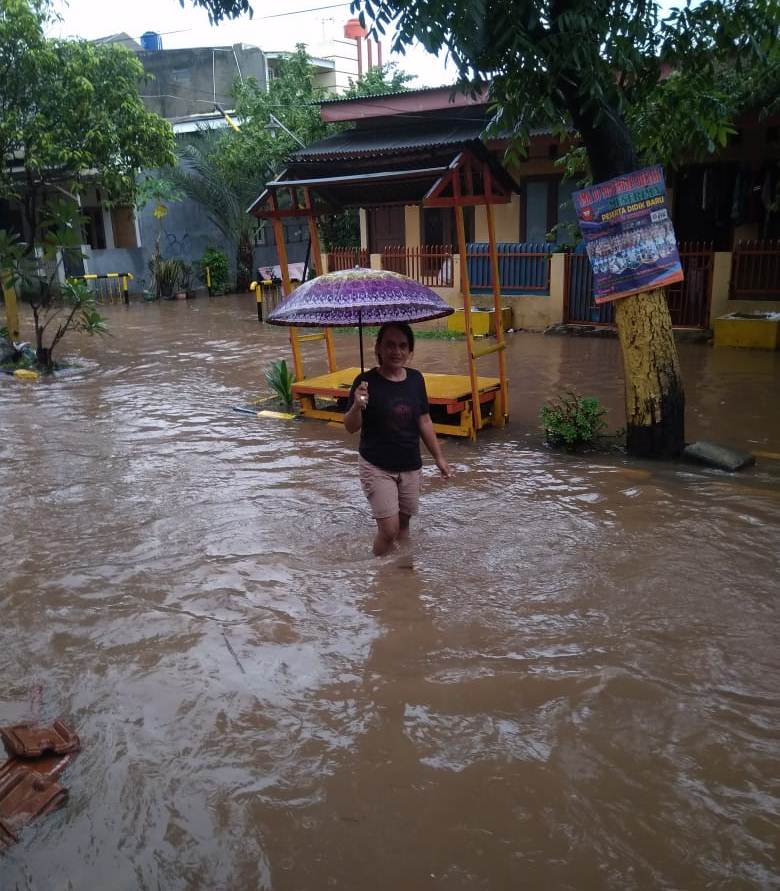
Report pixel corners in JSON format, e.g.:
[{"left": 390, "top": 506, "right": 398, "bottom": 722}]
[{"left": 344, "top": 322, "right": 452, "bottom": 556}]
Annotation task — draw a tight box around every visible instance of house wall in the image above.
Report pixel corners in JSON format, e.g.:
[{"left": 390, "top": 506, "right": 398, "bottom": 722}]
[
  {"left": 474, "top": 195, "right": 522, "bottom": 243},
  {"left": 138, "top": 45, "right": 266, "bottom": 119},
  {"left": 709, "top": 250, "right": 780, "bottom": 321},
  {"left": 85, "top": 247, "right": 147, "bottom": 283},
  {"left": 404, "top": 206, "right": 421, "bottom": 249}
]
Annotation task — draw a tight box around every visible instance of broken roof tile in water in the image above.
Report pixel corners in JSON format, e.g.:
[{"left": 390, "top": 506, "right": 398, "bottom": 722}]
[
  {"left": 0, "top": 720, "right": 81, "bottom": 759},
  {"left": 0, "top": 721, "right": 80, "bottom": 852}
]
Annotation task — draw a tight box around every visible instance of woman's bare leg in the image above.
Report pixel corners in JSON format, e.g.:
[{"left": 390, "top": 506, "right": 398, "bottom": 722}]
[
  {"left": 398, "top": 513, "right": 411, "bottom": 541},
  {"left": 373, "top": 515, "right": 400, "bottom": 556}
]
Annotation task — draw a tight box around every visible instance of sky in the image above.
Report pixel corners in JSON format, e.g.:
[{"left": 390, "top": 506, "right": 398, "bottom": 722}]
[{"left": 46, "top": 0, "right": 457, "bottom": 89}]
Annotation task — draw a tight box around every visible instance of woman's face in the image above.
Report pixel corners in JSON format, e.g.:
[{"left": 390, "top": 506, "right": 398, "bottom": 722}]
[{"left": 376, "top": 327, "right": 411, "bottom": 371}]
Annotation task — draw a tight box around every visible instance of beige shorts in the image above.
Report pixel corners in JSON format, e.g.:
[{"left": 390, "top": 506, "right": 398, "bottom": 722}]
[{"left": 358, "top": 455, "right": 422, "bottom": 520}]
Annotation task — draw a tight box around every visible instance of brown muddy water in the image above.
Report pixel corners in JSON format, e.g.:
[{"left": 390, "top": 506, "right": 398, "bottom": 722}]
[{"left": 1, "top": 294, "right": 778, "bottom": 890}]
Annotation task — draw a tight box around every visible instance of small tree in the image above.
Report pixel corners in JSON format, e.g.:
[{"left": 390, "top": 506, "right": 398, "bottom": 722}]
[{"left": 0, "top": 202, "right": 107, "bottom": 371}]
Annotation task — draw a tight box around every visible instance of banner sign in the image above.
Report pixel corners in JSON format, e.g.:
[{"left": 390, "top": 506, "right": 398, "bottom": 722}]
[{"left": 573, "top": 165, "right": 683, "bottom": 304}]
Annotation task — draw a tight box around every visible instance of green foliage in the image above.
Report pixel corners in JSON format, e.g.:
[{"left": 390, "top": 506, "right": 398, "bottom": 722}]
[
  {"left": 1, "top": 200, "right": 107, "bottom": 370},
  {"left": 149, "top": 257, "right": 184, "bottom": 299},
  {"left": 540, "top": 390, "right": 607, "bottom": 449},
  {"left": 342, "top": 62, "right": 415, "bottom": 98},
  {"left": 220, "top": 45, "right": 331, "bottom": 190},
  {"left": 319, "top": 211, "right": 361, "bottom": 251},
  {"left": 352, "top": 0, "right": 779, "bottom": 179},
  {"left": 0, "top": 0, "right": 174, "bottom": 215},
  {"left": 170, "top": 134, "right": 259, "bottom": 290},
  {"left": 265, "top": 358, "right": 296, "bottom": 407},
  {"left": 185, "top": 0, "right": 251, "bottom": 25},
  {"left": 199, "top": 248, "right": 229, "bottom": 294}
]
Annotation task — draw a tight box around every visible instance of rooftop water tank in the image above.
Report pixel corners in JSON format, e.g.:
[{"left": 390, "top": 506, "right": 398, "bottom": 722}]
[
  {"left": 140, "top": 31, "right": 163, "bottom": 52},
  {"left": 344, "top": 18, "right": 367, "bottom": 40}
]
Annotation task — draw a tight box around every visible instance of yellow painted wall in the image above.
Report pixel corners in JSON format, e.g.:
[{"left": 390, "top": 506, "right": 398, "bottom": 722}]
[
  {"left": 709, "top": 251, "right": 780, "bottom": 323},
  {"left": 429, "top": 251, "right": 565, "bottom": 331},
  {"left": 405, "top": 206, "right": 421, "bottom": 248},
  {"left": 475, "top": 195, "right": 522, "bottom": 243}
]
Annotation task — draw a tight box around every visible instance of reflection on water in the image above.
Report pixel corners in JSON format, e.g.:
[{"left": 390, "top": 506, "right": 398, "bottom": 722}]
[{"left": 1, "top": 296, "right": 778, "bottom": 889}]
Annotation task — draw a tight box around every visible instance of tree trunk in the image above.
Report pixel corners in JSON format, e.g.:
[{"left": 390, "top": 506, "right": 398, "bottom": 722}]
[
  {"left": 614, "top": 289, "right": 685, "bottom": 457},
  {"left": 36, "top": 346, "right": 53, "bottom": 372},
  {"left": 556, "top": 72, "right": 686, "bottom": 457}
]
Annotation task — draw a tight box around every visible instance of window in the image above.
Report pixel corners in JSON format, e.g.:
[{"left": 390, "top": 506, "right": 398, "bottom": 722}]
[
  {"left": 420, "top": 207, "right": 474, "bottom": 246},
  {"left": 520, "top": 177, "right": 578, "bottom": 243},
  {"left": 83, "top": 206, "right": 106, "bottom": 250},
  {"left": 111, "top": 207, "right": 138, "bottom": 249}
]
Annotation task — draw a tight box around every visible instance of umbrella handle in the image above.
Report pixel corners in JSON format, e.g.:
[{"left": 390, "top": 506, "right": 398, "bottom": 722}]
[{"left": 359, "top": 308, "right": 364, "bottom": 374}]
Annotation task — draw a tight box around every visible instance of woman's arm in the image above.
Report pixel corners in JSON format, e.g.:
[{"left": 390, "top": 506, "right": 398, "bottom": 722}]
[
  {"left": 344, "top": 380, "right": 368, "bottom": 433},
  {"left": 418, "top": 413, "right": 452, "bottom": 478}
]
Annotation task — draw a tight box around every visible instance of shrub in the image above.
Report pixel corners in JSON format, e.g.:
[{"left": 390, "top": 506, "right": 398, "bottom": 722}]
[
  {"left": 540, "top": 390, "right": 607, "bottom": 448},
  {"left": 149, "top": 256, "right": 183, "bottom": 299},
  {"left": 265, "top": 359, "right": 296, "bottom": 406},
  {"left": 198, "top": 248, "right": 229, "bottom": 294}
]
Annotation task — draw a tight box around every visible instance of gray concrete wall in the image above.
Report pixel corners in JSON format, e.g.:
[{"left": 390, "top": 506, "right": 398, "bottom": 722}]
[
  {"left": 137, "top": 197, "right": 233, "bottom": 289},
  {"left": 252, "top": 217, "right": 310, "bottom": 276},
  {"left": 85, "top": 248, "right": 146, "bottom": 287},
  {"left": 138, "top": 45, "right": 266, "bottom": 119}
]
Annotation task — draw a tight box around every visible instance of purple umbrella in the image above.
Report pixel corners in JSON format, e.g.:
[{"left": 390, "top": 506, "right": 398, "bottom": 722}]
[{"left": 266, "top": 267, "right": 454, "bottom": 371}]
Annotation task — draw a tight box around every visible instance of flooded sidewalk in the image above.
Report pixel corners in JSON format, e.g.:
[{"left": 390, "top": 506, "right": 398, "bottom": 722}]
[{"left": 1, "top": 295, "right": 778, "bottom": 889}]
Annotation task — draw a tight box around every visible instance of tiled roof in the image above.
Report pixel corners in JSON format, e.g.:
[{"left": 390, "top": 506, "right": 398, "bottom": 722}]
[
  {"left": 319, "top": 84, "right": 459, "bottom": 104},
  {"left": 292, "top": 121, "right": 492, "bottom": 161}
]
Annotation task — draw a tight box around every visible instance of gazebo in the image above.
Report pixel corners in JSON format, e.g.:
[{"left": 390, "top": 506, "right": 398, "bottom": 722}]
[{"left": 248, "top": 127, "right": 520, "bottom": 439}]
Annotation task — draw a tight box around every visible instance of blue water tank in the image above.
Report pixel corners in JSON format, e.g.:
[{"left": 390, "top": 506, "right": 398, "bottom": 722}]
[{"left": 140, "top": 31, "right": 163, "bottom": 52}]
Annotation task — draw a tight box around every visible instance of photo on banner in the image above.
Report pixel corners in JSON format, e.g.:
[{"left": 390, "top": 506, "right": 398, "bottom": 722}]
[{"left": 573, "top": 166, "right": 684, "bottom": 304}]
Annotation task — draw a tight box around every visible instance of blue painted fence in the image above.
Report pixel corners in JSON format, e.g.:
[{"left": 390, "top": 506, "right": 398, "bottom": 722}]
[
  {"left": 564, "top": 243, "right": 615, "bottom": 324},
  {"left": 466, "top": 242, "right": 554, "bottom": 295}
]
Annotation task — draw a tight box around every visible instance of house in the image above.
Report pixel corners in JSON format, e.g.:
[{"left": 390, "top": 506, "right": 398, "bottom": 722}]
[
  {"left": 78, "top": 34, "right": 347, "bottom": 291},
  {"left": 272, "top": 85, "right": 780, "bottom": 328}
]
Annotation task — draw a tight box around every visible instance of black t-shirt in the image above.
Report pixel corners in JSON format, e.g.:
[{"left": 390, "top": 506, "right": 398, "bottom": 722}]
[{"left": 348, "top": 367, "right": 430, "bottom": 472}]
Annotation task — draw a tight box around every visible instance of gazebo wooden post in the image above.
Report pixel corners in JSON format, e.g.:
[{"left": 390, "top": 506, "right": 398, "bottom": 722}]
[
  {"left": 485, "top": 170, "right": 508, "bottom": 425},
  {"left": 452, "top": 172, "right": 482, "bottom": 438},
  {"left": 271, "top": 190, "right": 303, "bottom": 381},
  {"left": 304, "top": 187, "right": 337, "bottom": 372}
]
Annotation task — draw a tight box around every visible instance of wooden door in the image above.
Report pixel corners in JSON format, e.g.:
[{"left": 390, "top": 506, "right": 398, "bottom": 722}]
[{"left": 368, "top": 206, "right": 405, "bottom": 253}]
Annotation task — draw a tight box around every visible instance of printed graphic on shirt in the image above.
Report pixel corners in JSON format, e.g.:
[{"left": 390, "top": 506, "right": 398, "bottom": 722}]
[{"left": 390, "top": 400, "right": 414, "bottom": 431}]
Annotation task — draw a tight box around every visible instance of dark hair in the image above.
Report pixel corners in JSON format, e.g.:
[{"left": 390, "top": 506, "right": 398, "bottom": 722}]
[{"left": 375, "top": 322, "right": 414, "bottom": 353}]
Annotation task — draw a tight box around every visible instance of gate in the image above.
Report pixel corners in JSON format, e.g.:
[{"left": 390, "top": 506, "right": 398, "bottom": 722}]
[
  {"left": 730, "top": 240, "right": 780, "bottom": 300},
  {"left": 564, "top": 242, "right": 713, "bottom": 328}
]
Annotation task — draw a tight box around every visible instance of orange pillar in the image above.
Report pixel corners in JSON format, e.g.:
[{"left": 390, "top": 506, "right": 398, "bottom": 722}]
[
  {"left": 486, "top": 200, "right": 508, "bottom": 424},
  {"left": 271, "top": 214, "right": 303, "bottom": 381},
  {"left": 304, "top": 188, "right": 336, "bottom": 372}
]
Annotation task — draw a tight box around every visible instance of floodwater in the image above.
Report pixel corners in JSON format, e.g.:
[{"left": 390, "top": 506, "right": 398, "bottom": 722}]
[{"left": 1, "top": 294, "right": 778, "bottom": 890}]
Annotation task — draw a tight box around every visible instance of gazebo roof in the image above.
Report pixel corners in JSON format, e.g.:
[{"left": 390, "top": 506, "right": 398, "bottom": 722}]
[{"left": 248, "top": 122, "right": 521, "bottom": 218}]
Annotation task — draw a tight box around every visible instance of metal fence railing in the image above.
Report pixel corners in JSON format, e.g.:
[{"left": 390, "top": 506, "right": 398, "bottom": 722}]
[
  {"left": 666, "top": 242, "right": 714, "bottom": 327},
  {"left": 466, "top": 242, "right": 553, "bottom": 294},
  {"left": 730, "top": 240, "right": 780, "bottom": 300},
  {"left": 76, "top": 272, "right": 134, "bottom": 305},
  {"left": 564, "top": 242, "right": 714, "bottom": 328},
  {"left": 381, "top": 244, "right": 454, "bottom": 287},
  {"left": 326, "top": 247, "right": 370, "bottom": 272}
]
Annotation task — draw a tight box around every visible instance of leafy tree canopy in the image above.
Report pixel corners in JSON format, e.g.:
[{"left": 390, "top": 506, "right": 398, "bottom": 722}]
[
  {"left": 1, "top": 0, "right": 175, "bottom": 227},
  {"left": 342, "top": 62, "right": 415, "bottom": 98},
  {"left": 184, "top": 0, "right": 252, "bottom": 24},
  {"left": 343, "top": 0, "right": 779, "bottom": 179}
]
